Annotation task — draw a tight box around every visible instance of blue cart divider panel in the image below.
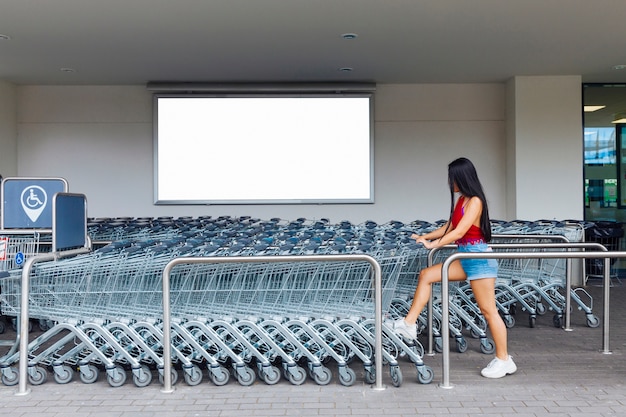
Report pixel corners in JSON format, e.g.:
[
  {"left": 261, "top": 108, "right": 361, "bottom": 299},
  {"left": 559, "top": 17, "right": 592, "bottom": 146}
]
[
  {"left": 1, "top": 178, "right": 68, "bottom": 229},
  {"left": 53, "top": 193, "right": 88, "bottom": 252}
]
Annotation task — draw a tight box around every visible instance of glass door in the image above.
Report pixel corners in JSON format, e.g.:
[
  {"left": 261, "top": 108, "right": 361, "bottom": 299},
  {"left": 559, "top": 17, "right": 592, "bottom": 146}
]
[
  {"left": 583, "top": 84, "right": 626, "bottom": 277},
  {"left": 583, "top": 84, "right": 626, "bottom": 223}
]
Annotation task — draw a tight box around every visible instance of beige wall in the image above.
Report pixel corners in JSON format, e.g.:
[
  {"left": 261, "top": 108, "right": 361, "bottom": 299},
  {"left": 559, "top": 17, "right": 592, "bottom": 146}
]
[
  {"left": 1, "top": 81, "right": 581, "bottom": 224},
  {"left": 9, "top": 83, "right": 507, "bottom": 222},
  {"left": 506, "top": 76, "right": 583, "bottom": 220},
  {"left": 0, "top": 81, "right": 17, "bottom": 178},
  {"left": 374, "top": 83, "right": 506, "bottom": 222}
]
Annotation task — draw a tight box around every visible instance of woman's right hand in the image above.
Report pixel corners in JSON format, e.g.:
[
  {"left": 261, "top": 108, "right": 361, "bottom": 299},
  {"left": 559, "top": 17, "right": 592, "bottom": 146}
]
[{"left": 412, "top": 233, "right": 428, "bottom": 245}]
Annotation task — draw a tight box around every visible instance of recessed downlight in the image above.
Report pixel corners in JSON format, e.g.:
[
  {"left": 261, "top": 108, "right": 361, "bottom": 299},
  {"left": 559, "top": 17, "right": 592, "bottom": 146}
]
[
  {"left": 341, "top": 33, "right": 358, "bottom": 40},
  {"left": 60, "top": 67, "right": 76, "bottom": 73},
  {"left": 338, "top": 67, "right": 354, "bottom": 72}
]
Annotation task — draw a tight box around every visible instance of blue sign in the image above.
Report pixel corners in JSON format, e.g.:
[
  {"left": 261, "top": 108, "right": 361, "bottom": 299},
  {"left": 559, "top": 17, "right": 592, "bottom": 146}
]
[
  {"left": 53, "top": 193, "right": 88, "bottom": 252},
  {"left": 15, "top": 252, "right": 24, "bottom": 266},
  {"left": 1, "top": 178, "right": 68, "bottom": 229}
]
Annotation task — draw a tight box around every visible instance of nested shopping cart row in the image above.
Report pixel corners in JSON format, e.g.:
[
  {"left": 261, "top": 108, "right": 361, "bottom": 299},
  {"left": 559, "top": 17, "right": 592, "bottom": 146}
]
[{"left": 0, "top": 241, "right": 434, "bottom": 388}]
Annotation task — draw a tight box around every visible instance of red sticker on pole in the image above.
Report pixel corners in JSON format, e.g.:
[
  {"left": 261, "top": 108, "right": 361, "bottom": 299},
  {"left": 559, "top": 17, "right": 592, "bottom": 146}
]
[{"left": 0, "top": 237, "right": 8, "bottom": 261}]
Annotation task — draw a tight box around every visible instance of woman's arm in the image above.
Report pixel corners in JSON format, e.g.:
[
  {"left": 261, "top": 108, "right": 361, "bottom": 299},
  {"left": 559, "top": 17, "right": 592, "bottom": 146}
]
[
  {"left": 411, "top": 222, "right": 449, "bottom": 243},
  {"left": 422, "top": 197, "right": 483, "bottom": 249}
]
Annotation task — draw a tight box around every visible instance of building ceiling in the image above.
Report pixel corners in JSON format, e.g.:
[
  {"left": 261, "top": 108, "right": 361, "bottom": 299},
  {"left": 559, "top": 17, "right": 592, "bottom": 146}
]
[{"left": 2, "top": 0, "right": 626, "bottom": 123}]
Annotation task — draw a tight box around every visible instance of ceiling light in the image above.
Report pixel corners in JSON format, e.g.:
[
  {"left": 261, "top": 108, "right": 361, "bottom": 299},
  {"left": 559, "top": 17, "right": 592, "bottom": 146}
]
[
  {"left": 584, "top": 105, "right": 606, "bottom": 112},
  {"left": 614, "top": 64, "right": 626, "bottom": 70},
  {"left": 341, "top": 33, "right": 358, "bottom": 40},
  {"left": 60, "top": 67, "right": 76, "bottom": 73},
  {"left": 611, "top": 113, "right": 626, "bottom": 123},
  {"left": 0, "top": 34, "right": 11, "bottom": 41},
  {"left": 338, "top": 67, "right": 354, "bottom": 72}
]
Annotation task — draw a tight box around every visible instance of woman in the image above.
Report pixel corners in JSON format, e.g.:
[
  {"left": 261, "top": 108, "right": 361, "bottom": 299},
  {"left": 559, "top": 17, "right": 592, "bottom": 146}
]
[{"left": 390, "top": 157, "right": 516, "bottom": 378}]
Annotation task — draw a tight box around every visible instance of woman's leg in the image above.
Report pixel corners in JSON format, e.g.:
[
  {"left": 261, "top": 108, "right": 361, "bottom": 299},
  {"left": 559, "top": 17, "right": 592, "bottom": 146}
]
[
  {"left": 404, "top": 260, "right": 467, "bottom": 325},
  {"left": 390, "top": 261, "right": 467, "bottom": 339},
  {"left": 469, "top": 277, "right": 508, "bottom": 359},
  {"left": 472, "top": 277, "right": 517, "bottom": 378}
]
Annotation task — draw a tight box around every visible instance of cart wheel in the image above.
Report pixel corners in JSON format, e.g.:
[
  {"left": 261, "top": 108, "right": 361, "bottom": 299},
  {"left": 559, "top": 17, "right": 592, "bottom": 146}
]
[
  {"left": 456, "top": 338, "right": 468, "bottom": 353},
  {"left": 338, "top": 367, "right": 356, "bottom": 386},
  {"left": 313, "top": 366, "right": 332, "bottom": 385},
  {"left": 504, "top": 315, "right": 515, "bottom": 328},
  {"left": 434, "top": 338, "right": 443, "bottom": 353},
  {"left": 262, "top": 365, "right": 280, "bottom": 385},
  {"left": 209, "top": 366, "right": 230, "bottom": 386},
  {"left": 132, "top": 365, "right": 152, "bottom": 387},
  {"left": 183, "top": 365, "right": 203, "bottom": 386},
  {"left": 1, "top": 367, "right": 19, "bottom": 386},
  {"left": 536, "top": 302, "right": 547, "bottom": 315},
  {"left": 236, "top": 366, "right": 256, "bottom": 386},
  {"left": 28, "top": 366, "right": 48, "bottom": 385},
  {"left": 38, "top": 319, "right": 50, "bottom": 332},
  {"left": 364, "top": 368, "right": 376, "bottom": 384},
  {"left": 287, "top": 366, "right": 307, "bottom": 385},
  {"left": 417, "top": 366, "right": 434, "bottom": 384},
  {"left": 390, "top": 366, "right": 403, "bottom": 387},
  {"left": 553, "top": 314, "right": 562, "bottom": 328},
  {"left": 480, "top": 338, "right": 496, "bottom": 355},
  {"left": 54, "top": 365, "right": 74, "bottom": 384},
  {"left": 586, "top": 314, "right": 600, "bottom": 328},
  {"left": 107, "top": 366, "right": 127, "bottom": 387},
  {"left": 528, "top": 316, "right": 536, "bottom": 328},
  {"left": 0, "top": 320, "right": 5, "bottom": 334},
  {"left": 79, "top": 364, "right": 99, "bottom": 384}
]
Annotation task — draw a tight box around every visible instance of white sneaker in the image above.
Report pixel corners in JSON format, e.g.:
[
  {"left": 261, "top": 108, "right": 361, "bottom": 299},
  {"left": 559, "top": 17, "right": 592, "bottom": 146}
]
[
  {"left": 481, "top": 355, "right": 517, "bottom": 378},
  {"left": 386, "top": 318, "right": 416, "bottom": 340}
]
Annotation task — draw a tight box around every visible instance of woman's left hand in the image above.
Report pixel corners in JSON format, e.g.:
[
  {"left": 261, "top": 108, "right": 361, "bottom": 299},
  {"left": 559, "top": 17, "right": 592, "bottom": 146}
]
[{"left": 422, "top": 240, "right": 436, "bottom": 250}]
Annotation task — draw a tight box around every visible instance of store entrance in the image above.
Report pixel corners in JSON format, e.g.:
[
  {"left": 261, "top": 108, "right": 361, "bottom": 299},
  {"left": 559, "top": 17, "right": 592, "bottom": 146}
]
[{"left": 583, "top": 84, "right": 626, "bottom": 276}]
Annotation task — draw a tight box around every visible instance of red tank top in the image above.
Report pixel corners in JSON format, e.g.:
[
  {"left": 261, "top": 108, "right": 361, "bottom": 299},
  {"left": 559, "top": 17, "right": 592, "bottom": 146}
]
[{"left": 451, "top": 196, "right": 485, "bottom": 244}]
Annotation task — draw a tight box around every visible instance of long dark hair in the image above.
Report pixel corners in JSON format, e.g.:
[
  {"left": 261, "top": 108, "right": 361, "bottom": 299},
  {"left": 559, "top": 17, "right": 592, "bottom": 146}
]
[{"left": 446, "top": 157, "right": 492, "bottom": 242}]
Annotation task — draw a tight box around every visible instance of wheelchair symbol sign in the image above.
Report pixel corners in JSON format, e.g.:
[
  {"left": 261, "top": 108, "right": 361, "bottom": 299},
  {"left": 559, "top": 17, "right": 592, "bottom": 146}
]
[
  {"left": 20, "top": 186, "right": 48, "bottom": 222},
  {"left": 15, "top": 252, "right": 25, "bottom": 266}
]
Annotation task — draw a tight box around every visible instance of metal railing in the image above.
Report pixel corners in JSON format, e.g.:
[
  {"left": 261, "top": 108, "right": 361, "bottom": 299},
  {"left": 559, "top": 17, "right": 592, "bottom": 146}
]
[
  {"left": 11, "top": 244, "right": 621, "bottom": 393},
  {"left": 438, "top": 249, "right": 622, "bottom": 389},
  {"left": 160, "top": 254, "right": 385, "bottom": 393},
  {"left": 424, "top": 239, "right": 605, "bottom": 355}
]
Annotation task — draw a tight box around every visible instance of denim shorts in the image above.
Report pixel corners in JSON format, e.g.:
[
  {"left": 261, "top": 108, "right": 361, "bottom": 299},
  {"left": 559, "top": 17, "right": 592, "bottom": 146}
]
[{"left": 457, "top": 242, "right": 498, "bottom": 281}]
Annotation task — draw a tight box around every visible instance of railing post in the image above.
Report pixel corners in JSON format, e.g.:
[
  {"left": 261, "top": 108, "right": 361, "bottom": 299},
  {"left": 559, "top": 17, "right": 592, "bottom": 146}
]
[
  {"left": 161, "top": 260, "right": 175, "bottom": 393},
  {"left": 440, "top": 256, "right": 453, "bottom": 389},
  {"left": 16, "top": 253, "right": 57, "bottom": 396},
  {"left": 564, "top": 257, "right": 573, "bottom": 331},
  {"left": 602, "top": 257, "right": 611, "bottom": 354}
]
